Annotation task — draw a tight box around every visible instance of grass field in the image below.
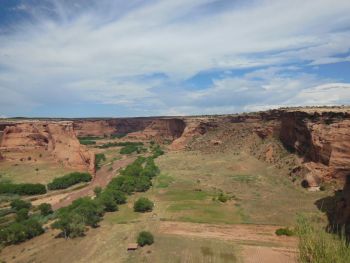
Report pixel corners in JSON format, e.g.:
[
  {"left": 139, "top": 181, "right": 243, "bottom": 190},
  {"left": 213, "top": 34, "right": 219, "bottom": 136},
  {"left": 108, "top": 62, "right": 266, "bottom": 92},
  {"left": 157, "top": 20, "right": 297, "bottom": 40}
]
[{"left": 154, "top": 151, "right": 330, "bottom": 226}]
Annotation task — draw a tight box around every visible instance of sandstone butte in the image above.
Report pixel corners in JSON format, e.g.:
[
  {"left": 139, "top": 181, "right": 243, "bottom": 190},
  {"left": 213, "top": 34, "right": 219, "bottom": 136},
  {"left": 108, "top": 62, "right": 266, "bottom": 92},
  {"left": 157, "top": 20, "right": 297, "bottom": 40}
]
[{"left": 0, "top": 106, "right": 350, "bottom": 228}]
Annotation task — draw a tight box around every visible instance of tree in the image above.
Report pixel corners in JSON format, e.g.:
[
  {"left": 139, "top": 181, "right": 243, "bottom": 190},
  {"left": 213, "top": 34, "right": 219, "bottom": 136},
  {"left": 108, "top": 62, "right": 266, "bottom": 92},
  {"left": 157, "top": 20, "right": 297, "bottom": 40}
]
[
  {"left": 38, "top": 203, "right": 53, "bottom": 216},
  {"left": 137, "top": 231, "right": 154, "bottom": 246},
  {"left": 52, "top": 211, "right": 85, "bottom": 239},
  {"left": 133, "top": 197, "right": 154, "bottom": 212},
  {"left": 97, "top": 192, "right": 118, "bottom": 212},
  {"left": 16, "top": 208, "right": 29, "bottom": 222},
  {"left": 10, "top": 199, "right": 31, "bottom": 211},
  {"left": 94, "top": 186, "right": 102, "bottom": 197}
]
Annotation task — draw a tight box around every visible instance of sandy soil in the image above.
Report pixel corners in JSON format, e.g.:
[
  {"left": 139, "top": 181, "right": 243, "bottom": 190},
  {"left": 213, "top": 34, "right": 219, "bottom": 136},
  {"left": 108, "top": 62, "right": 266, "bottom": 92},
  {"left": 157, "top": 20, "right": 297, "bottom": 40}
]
[{"left": 159, "top": 221, "right": 298, "bottom": 263}]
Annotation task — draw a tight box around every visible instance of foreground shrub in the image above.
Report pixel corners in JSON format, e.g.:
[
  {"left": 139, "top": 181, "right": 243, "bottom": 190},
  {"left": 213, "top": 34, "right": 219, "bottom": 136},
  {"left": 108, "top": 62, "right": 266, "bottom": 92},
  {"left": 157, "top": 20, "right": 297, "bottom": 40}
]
[
  {"left": 47, "top": 172, "right": 92, "bottom": 190},
  {"left": 218, "top": 193, "right": 229, "bottom": 203},
  {"left": 275, "top": 227, "right": 294, "bottom": 236},
  {"left": 137, "top": 231, "right": 154, "bottom": 246},
  {"left": 0, "top": 183, "right": 46, "bottom": 195},
  {"left": 0, "top": 218, "right": 44, "bottom": 245},
  {"left": 10, "top": 199, "right": 31, "bottom": 211},
  {"left": 297, "top": 216, "right": 350, "bottom": 263},
  {"left": 38, "top": 203, "right": 53, "bottom": 216},
  {"left": 134, "top": 197, "right": 154, "bottom": 212}
]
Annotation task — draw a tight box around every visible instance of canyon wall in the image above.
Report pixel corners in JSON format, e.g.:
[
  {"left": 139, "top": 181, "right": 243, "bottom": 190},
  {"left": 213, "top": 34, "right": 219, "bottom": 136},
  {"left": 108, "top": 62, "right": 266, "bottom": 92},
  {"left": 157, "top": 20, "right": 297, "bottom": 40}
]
[
  {"left": 0, "top": 122, "right": 95, "bottom": 173},
  {"left": 279, "top": 110, "right": 350, "bottom": 183}
]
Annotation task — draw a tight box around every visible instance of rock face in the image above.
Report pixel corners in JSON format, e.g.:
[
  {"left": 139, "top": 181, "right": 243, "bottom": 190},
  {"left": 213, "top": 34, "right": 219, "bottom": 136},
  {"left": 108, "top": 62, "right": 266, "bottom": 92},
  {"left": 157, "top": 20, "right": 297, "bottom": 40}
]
[
  {"left": 128, "top": 119, "right": 186, "bottom": 142},
  {"left": 279, "top": 111, "right": 350, "bottom": 183},
  {"left": 170, "top": 118, "right": 216, "bottom": 150},
  {"left": 0, "top": 122, "right": 95, "bottom": 173}
]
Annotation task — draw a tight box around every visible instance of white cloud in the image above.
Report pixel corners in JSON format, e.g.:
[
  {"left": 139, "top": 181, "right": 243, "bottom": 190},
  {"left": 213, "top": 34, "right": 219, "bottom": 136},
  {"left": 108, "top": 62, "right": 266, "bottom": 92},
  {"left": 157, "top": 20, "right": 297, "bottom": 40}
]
[{"left": 0, "top": 0, "right": 350, "bottom": 115}]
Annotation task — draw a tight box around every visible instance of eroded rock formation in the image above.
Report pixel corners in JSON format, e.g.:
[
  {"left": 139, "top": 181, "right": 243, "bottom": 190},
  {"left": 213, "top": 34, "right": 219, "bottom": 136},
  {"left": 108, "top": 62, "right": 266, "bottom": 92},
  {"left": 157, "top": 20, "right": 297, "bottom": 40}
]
[{"left": 0, "top": 122, "right": 95, "bottom": 173}]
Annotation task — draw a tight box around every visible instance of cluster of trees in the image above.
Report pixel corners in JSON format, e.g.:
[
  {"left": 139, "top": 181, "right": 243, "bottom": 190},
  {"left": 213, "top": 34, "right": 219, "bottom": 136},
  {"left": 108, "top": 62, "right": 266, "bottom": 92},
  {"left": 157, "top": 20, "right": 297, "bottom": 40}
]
[
  {"left": 108, "top": 157, "right": 160, "bottom": 194},
  {"left": 52, "top": 156, "right": 160, "bottom": 239},
  {"left": 0, "top": 200, "right": 44, "bottom": 245},
  {"left": 47, "top": 172, "right": 92, "bottom": 190},
  {"left": 0, "top": 182, "right": 47, "bottom": 195},
  {"left": 120, "top": 144, "right": 145, "bottom": 154},
  {"left": 52, "top": 197, "right": 103, "bottom": 239},
  {"left": 95, "top": 153, "right": 106, "bottom": 170}
]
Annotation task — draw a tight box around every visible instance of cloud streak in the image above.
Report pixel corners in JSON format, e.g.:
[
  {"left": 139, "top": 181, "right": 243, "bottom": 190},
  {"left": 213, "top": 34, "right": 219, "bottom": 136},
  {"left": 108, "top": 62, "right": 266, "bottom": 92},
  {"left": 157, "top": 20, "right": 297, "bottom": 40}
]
[{"left": 0, "top": 0, "right": 350, "bottom": 116}]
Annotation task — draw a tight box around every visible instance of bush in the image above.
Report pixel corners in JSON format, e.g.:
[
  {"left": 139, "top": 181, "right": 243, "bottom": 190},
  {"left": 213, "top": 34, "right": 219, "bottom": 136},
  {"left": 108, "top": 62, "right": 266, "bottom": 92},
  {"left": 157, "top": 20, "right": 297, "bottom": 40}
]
[
  {"left": 218, "top": 193, "right": 229, "bottom": 203},
  {"left": 97, "top": 192, "right": 118, "bottom": 212},
  {"left": 137, "top": 231, "right": 154, "bottom": 246},
  {"left": 134, "top": 197, "right": 154, "bottom": 212},
  {"left": 275, "top": 227, "right": 294, "bottom": 236},
  {"left": 0, "top": 183, "right": 47, "bottom": 195},
  {"left": 95, "top": 153, "right": 106, "bottom": 170},
  {"left": 151, "top": 145, "right": 164, "bottom": 158},
  {"left": 38, "top": 203, "right": 53, "bottom": 216},
  {"left": 10, "top": 199, "right": 31, "bottom": 211},
  {"left": 94, "top": 186, "right": 102, "bottom": 197},
  {"left": 16, "top": 208, "right": 29, "bottom": 222},
  {"left": 120, "top": 144, "right": 140, "bottom": 154},
  {"left": 0, "top": 218, "right": 44, "bottom": 245},
  {"left": 47, "top": 172, "right": 92, "bottom": 190}
]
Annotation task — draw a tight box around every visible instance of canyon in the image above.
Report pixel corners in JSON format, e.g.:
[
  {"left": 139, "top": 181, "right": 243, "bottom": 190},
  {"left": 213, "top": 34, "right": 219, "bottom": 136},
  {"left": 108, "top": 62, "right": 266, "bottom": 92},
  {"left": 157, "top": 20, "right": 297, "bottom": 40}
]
[{"left": 1, "top": 107, "right": 350, "bottom": 231}]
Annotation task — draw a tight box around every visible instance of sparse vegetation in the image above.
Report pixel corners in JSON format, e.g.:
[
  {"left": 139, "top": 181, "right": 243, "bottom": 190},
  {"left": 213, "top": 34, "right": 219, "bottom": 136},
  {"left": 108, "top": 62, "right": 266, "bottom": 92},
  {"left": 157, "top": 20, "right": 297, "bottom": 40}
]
[
  {"left": 137, "top": 231, "right": 154, "bottom": 246},
  {"left": 297, "top": 216, "right": 350, "bottom": 263},
  {"left": 47, "top": 172, "right": 92, "bottom": 190},
  {"left": 275, "top": 227, "right": 294, "bottom": 236},
  {"left": 95, "top": 153, "right": 106, "bottom": 170},
  {"left": 98, "top": 141, "right": 143, "bottom": 149},
  {"left": 134, "top": 197, "right": 154, "bottom": 212}
]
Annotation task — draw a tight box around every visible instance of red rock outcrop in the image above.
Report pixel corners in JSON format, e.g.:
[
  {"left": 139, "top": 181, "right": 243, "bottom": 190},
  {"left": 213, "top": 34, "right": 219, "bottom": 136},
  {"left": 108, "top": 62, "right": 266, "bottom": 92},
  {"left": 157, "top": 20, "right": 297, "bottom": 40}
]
[
  {"left": 279, "top": 110, "right": 350, "bottom": 183},
  {"left": 128, "top": 119, "right": 186, "bottom": 142},
  {"left": 0, "top": 122, "right": 95, "bottom": 173},
  {"left": 170, "top": 118, "right": 217, "bottom": 150}
]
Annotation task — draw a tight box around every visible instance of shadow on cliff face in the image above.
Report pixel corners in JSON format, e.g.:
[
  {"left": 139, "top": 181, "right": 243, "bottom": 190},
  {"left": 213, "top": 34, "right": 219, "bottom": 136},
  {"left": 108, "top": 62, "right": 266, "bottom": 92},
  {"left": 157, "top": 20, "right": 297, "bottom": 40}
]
[{"left": 315, "top": 175, "right": 350, "bottom": 237}]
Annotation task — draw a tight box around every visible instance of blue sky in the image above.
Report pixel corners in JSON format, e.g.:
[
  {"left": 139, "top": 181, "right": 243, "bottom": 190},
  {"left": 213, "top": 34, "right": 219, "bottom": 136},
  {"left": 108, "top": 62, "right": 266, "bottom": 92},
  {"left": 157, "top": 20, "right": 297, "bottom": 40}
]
[{"left": 0, "top": 0, "right": 350, "bottom": 117}]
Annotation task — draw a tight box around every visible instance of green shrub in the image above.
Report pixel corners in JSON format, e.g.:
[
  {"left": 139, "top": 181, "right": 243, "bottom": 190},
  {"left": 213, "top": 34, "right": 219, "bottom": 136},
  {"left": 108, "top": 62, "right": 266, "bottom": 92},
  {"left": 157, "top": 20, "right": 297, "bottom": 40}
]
[
  {"left": 134, "top": 197, "right": 154, "bottom": 212},
  {"left": 137, "top": 231, "right": 154, "bottom": 246},
  {"left": 120, "top": 144, "right": 140, "bottom": 154},
  {"left": 98, "top": 141, "right": 143, "bottom": 149},
  {"left": 95, "top": 153, "right": 106, "bottom": 170},
  {"left": 16, "top": 208, "right": 29, "bottom": 222},
  {"left": 97, "top": 192, "right": 118, "bottom": 212},
  {"left": 151, "top": 145, "right": 164, "bottom": 158},
  {"left": 275, "top": 227, "right": 294, "bottom": 236},
  {"left": 94, "top": 186, "right": 102, "bottom": 197},
  {"left": 47, "top": 172, "right": 92, "bottom": 190},
  {"left": 0, "top": 218, "right": 44, "bottom": 245},
  {"left": 218, "top": 193, "right": 229, "bottom": 203},
  {"left": 38, "top": 203, "right": 53, "bottom": 216},
  {"left": 10, "top": 199, "right": 31, "bottom": 211},
  {"left": 0, "top": 183, "right": 47, "bottom": 195}
]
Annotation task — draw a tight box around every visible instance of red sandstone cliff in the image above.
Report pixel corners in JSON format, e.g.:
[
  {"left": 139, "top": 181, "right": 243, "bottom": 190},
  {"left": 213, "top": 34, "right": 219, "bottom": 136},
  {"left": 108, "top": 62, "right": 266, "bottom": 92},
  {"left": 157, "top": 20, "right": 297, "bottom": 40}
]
[
  {"left": 128, "top": 118, "right": 186, "bottom": 142},
  {"left": 0, "top": 122, "right": 95, "bottom": 173}
]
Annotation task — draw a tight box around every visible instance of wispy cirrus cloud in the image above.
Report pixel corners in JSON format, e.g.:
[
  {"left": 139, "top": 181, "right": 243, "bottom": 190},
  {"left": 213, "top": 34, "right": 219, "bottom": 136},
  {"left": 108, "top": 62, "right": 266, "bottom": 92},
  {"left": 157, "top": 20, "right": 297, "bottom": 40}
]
[{"left": 0, "top": 0, "right": 350, "bottom": 116}]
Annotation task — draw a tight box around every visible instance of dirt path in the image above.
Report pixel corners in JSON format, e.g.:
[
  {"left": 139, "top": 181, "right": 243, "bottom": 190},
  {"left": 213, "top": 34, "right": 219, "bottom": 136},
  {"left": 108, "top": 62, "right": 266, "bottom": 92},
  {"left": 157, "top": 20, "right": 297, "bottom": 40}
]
[
  {"left": 159, "top": 221, "right": 298, "bottom": 263},
  {"left": 32, "top": 157, "right": 135, "bottom": 210}
]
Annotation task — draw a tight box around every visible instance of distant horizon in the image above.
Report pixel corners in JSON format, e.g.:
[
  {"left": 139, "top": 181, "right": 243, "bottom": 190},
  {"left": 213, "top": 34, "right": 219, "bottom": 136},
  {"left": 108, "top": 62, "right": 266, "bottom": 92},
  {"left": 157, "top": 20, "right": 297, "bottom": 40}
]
[
  {"left": 1, "top": 104, "right": 349, "bottom": 120},
  {"left": 1, "top": 0, "right": 350, "bottom": 117}
]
